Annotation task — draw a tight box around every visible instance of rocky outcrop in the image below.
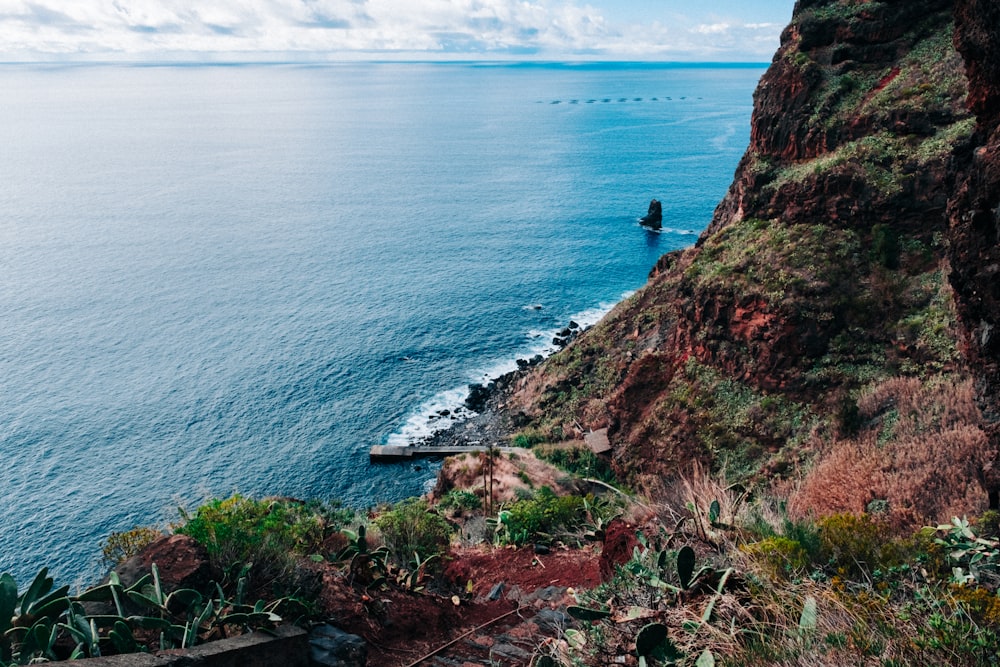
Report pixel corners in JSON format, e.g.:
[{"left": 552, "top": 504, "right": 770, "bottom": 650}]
[{"left": 114, "top": 534, "right": 214, "bottom": 592}]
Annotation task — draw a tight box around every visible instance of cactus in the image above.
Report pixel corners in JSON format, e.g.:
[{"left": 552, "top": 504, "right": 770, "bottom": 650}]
[
  {"left": 635, "top": 622, "right": 680, "bottom": 666},
  {"left": 567, "top": 604, "right": 612, "bottom": 621},
  {"left": 708, "top": 500, "right": 721, "bottom": 526},
  {"left": 109, "top": 620, "right": 141, "bottom": 654},
  {"left": 677, "top": 546, "right": 696, "bottom": 589},
  {"left": 799, "top": 595, "right": 818, "bottom": 638},
  {"left": 0, "top": 563, "right": 287, "bottom": 663}
]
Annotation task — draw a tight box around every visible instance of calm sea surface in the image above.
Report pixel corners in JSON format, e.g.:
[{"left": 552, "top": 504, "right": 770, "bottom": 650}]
[{"left": 0, "top": 62, "right": 763, "bottom": 584}]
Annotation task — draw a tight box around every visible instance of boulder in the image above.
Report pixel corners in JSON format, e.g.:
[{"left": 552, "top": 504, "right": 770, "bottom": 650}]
[
  {"left": 465, "top": 383, "right": 492, "bottom": 412},
  {"left": 115, "top": 534, "right": 214, "bottom": 592}
]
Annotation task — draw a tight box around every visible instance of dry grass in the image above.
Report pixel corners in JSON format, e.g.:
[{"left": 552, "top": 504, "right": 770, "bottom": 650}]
[
  {"left": 433, "top": 448, "right": 577, "bottom": 506},
  {"left": 788, "top": 376, "right": 993, "bottom": 528}
]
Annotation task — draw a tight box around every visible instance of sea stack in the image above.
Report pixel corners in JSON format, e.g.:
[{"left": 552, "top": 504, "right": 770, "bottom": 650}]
[{"left": 639, "top": 199, "right": 662, "bottom": 229}]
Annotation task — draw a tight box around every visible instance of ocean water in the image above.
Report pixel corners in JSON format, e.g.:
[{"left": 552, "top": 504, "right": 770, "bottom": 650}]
[{"left": 0, "top": 61, "right": 762, "bottom": 585}]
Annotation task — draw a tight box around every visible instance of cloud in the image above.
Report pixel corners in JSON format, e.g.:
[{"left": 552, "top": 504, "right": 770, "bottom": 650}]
[{"left": 0, "top": 0, "right": 783, "bottom": 60}]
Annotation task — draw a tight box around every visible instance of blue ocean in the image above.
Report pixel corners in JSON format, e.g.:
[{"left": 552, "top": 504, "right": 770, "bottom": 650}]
[{"left": 0, "top": 61, "right": 762, "bottom": 585}]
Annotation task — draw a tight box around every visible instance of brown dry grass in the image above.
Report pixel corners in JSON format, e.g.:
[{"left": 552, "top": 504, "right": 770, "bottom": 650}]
[
  {"left": 433, "top": 448, "right": 577, "bottom": 506},
  {"left": 788, "top": 376, "right": 993, "bottom": 528}
]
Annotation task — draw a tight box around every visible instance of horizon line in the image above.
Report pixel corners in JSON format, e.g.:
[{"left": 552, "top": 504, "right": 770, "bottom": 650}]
[{"left": 0, "top": 58, "right": 772, "bottom": 67}]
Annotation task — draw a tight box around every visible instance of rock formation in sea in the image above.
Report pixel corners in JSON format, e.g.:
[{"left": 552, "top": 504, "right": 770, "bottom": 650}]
[
  {"left": 639, "top": 198, "right": 663, "bottom": 229},
  {"left": 494, "top": 0, "right": 1000, "bottom": 528}
]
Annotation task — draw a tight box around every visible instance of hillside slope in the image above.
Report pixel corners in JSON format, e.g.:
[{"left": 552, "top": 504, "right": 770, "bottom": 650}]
[{"left": 504, "top": 0, "right": 997, "bottom": 527}]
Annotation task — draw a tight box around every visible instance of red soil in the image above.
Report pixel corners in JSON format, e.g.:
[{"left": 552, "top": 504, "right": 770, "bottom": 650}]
[{"left": 317, "top": 544, "right": 601, "bottom": 666}]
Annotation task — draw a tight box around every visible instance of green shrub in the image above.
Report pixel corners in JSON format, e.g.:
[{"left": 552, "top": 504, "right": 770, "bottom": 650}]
[
  {"left": 535, "top": 445, "right": 616, "bottom": 483},
  {"left": 511, "top": 429, "right": 549, "bottom": 448},
  {"left": 496, "top": 487, "right": 590, "bottom": 546},
  {"left": 438, "top": 489, "right": 482, "bottom": 514},
  {"left": 374, "top": 498, "right": 453, "bottom": 567},
  {"left": 175, "top": 495, "right": 353, "bottom": 595},
  {"left": 817, "top": 513, "right": 903, "bottom": 578},
  {"left": 744, "top": 536, "right": 811, "bottom": 580},
  {"left": 176, "top": 495, "right": 345, "bottom": 558},
  {"left": 101, "top": 526, "right": 164, "bottom": 568}
]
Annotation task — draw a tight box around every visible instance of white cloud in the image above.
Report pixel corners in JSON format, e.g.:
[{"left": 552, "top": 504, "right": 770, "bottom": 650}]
[
  {"left": 0, "top": 0, "right": 783, "bottom": 60},
  {"left": 694, "top": 23, "right": 731, "bottom": 35}
]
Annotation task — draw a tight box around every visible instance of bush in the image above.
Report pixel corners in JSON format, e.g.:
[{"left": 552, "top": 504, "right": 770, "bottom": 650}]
[
  {"left": 175, "top": 495, "right": 354, "bottom": 595},
  {"left": 743, "top": 536, "right": 810, "bottom": 580},
  {"left": 511, "top": 429, "right": 549, "bottom": 448},
  {"left": 374, "top": 498, "right": 453, "bottom": 567},
  {"left": 872, "top": 223, "right": 900, "bottom": 269},
  {"left": 101, "top": 526, "right": 164, "bottom": 567},
  {"left": 497, "top": 487, "right": 590, "bottom": 546},
  {"left": 438, "top": 489, "right": 483, "bottom": 514},
  {"left": 176, "top": 495, "right": 347, "bottom": 558},
  {"left": 817, "top": 513, "right": 904, "bottom": 578},
  {"left": 535, "top": 445, "right": 616, "bottom": 483}
]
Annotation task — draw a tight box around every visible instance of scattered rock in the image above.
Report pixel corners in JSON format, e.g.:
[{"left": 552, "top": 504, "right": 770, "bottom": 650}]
[
  {"left": 309, "top": 624, "right": 367, "bottom": 667},
  {"left": 489, "top": 641, "right": 530, "bottom": 662},
  {"left": 534, "top": 608, "right": 572, "bottom": 634}
]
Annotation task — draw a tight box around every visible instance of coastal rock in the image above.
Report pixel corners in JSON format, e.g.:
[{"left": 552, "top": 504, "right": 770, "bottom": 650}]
[
  {"left": 464, "top": 383, "right": 492, "bottom": 412},
  {"left": 639, "top": 198, "right": 662, "bottom": 229}
]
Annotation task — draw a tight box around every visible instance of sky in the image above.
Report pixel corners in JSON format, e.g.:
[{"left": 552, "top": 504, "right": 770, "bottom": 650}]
[{"left": 0, "top": 0, "right": 797, "bottom": 62}]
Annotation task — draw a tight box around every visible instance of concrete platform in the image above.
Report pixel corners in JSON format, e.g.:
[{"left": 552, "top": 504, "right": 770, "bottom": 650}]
[{"left": 369, "top": 445, "right": 519, "bottom": 462}]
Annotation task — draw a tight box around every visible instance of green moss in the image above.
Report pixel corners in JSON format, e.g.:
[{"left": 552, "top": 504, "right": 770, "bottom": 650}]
[
  {"left": 893, "top": 270, "right": 961, "bottom": 372},
  {"left": 679, "top": 360, "right": 818, "bottom": 477},
  {"left": 684, "top": 218, "right": 862, "bottom": 307}
]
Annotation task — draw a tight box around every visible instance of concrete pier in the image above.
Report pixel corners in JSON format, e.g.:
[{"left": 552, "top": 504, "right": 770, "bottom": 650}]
[{"left": 369, "top": 445, "right": 519, "bottom": 462}]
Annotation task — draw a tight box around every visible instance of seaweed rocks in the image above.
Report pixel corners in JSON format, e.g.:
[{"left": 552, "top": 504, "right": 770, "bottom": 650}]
[{"left": 639, "top": 198, "right": 662, "bottom": 229}]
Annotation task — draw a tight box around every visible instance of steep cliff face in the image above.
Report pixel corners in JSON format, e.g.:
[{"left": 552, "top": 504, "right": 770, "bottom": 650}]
[
  {"left": 949, "top": 0, "right": 1000, "bottom": 503},
  {"left": 506, "top": 0, "right": 996, "bottom": 526}
]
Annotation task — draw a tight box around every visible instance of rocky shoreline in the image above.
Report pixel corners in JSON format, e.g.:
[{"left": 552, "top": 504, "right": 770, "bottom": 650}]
[{"left": 411, "top": 320, "right": 587, "bottom": 450}]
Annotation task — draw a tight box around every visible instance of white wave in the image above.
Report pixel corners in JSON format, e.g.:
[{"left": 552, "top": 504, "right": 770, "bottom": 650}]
[
  {"left": 383, "top": 385, "right": 473, "bottom": 448},
  {"left": 383, "top": 293, "right": 632, "bottom": 448}
]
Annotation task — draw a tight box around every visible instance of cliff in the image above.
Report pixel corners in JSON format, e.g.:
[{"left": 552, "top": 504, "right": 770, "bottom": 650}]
[
  {"left": 503, "top": 0, "right": 999, "bottom": 527},
  {"left": 949, "top": 0, "right": 1000, "bottom": 504}
]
